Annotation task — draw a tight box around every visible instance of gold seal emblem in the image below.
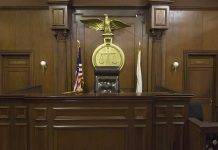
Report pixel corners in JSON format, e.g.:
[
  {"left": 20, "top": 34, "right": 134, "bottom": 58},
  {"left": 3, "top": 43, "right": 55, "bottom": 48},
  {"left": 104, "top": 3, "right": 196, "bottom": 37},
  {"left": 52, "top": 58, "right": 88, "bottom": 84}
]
[
  {"left": 80, "top": 14, "right": 130, "bottom": 70},
  {"left": 92, "top": 42, "right": 125, "bottom": 69}
]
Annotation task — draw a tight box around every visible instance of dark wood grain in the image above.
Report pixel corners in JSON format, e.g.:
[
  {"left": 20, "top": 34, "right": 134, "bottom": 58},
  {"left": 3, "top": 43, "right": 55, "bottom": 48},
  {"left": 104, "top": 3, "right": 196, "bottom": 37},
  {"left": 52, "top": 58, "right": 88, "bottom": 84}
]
[
  {"left": 188, "top": 118, "right": 218, "bottom": 150},
  {"left": 0, "top": 93, "right": 192, "bottom": 150},
  {"left": 1, "top": 0, "right": 218, "bottom": 9}
]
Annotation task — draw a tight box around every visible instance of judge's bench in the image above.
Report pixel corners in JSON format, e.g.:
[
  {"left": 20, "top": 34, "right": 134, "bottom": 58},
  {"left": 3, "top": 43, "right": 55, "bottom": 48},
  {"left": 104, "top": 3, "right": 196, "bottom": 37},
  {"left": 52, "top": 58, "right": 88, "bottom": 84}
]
[{"left": 0, "top": 91, "right": 192, "bottom": 150}]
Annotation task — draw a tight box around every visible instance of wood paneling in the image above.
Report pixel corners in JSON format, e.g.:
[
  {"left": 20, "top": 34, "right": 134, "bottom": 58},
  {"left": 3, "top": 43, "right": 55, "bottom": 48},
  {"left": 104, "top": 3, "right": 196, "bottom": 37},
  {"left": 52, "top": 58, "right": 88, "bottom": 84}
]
[
  {"left": 0, "top": 0, "right": 218, "bottom": 8},
  {"left": 0, "top": 9, "right": 55, "bottom": 94},
  {"left": 165, "top": 10, "right": 218, "bottom": 92},
  {"left": 29, "top": 104, "right": 49, "bottom": 150},
  {"left": 49, "top": 5, "right": 69, "bottom": 29},
  {"left": 171, "top": 0, "right": 218, "bottom": 9},
  {"left": 15, "top": 11, "right": 32, "bottom": 50},
  {"left": 13, "top": 124, "right": 28, "bottom": 150},
  {"left": 0, "top": 93, "right": 191, "bottom": 150},
  {"left": 154, "top": 96, "right": 189, "bottom": 150},
  {"left": 29, "top": 10, "right": 55, "bottom": 94},
  {"left": 27, "top": 96, "right": 153, "bottom": 150},
  {"left": 167, "top": 10, "right": 204, "bottom": 91},
  {"left": 186, "top": 68, "right": 213, "bottom": 98},
  {"left": 188, "top": 118, "right": 218, "bottom": 150},
  {"left": 0, "top": 0, "right": 47, "bottom": 7},
  {"left": 0, "top": 11, "right": 16, "bottom": 49},
  {"left": 0, "top": 106, "right": 10, "bottom": 119},
  {"left": 216, "top": 106, "right": 218, "bottom": 121},
  {"left": 164, "top": 11, "right": 218, "bottom": 122},
  {"left": 0, "top": 102, "right": 27, "bottom": 150},
  {"left": 53, "top": 127, "right": 127, "bottom": 150},
  {"left": 13, "top": 104, "right": 28, "bottom": 150},
  {"left": 184, "top": 54, "right": 217, "bottom": 121},
  {"left": 0, "top": 124, "right": 10, "bottom": 150},
  {"left": 202, "top": 11, "right": 218, "bottom": 49},
  {"left": 2, "top": 54, "right": 31, "bottom": 93},
  {"left": 0, "top": 105, "right": 11, "bottom": 150},
  {"left": 0, "top": 5, "right": 218, "bottom": 97},
  {"left": 30, "top": 126, "right": 48, "bottom": 150}
]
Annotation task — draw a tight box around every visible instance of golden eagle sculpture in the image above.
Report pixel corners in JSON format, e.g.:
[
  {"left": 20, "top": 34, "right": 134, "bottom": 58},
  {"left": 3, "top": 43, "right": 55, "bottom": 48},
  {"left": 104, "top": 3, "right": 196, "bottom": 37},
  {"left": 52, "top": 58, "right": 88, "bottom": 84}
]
[{"left": 80, "top": 14, "right": 130, "bottom": 35}]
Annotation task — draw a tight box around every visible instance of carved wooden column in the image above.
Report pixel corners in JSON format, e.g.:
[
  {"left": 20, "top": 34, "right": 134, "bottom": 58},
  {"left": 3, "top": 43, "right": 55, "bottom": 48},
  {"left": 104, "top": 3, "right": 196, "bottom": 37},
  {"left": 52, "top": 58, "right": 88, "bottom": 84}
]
[
  {"left": 48, "top": 0, "right": 72, "bottom": 94},
  {"left": 147, "top": 0, "right": 172, "bottom": 91}
]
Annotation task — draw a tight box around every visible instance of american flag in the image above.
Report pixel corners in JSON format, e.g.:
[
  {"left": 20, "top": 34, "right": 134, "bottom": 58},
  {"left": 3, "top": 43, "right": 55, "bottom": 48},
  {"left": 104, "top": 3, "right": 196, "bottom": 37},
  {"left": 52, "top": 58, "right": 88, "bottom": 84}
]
[{"left": 73, "top": 45, "right": 84, "bottom": 93}]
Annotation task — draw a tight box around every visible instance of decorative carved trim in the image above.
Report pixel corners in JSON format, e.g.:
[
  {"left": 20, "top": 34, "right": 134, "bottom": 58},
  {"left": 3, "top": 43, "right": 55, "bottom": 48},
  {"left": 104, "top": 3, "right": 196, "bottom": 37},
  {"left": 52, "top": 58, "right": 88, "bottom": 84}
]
[
  {"left": 54, "top": 29, "right": 69, "bottom": 41},
  {"left": 150, "top": 29, "right": 164, "bottom": 40}
]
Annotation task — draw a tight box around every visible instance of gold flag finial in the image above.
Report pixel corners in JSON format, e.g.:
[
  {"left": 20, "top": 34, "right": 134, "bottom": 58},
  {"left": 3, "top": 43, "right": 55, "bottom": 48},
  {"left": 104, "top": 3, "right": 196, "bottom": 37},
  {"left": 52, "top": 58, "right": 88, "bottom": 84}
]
[
  {"left": 138, "top": 41, "right": 141, "bottom": 51},
  {"left": 77, "top": 40, "right": 80, "bottom": 47}
]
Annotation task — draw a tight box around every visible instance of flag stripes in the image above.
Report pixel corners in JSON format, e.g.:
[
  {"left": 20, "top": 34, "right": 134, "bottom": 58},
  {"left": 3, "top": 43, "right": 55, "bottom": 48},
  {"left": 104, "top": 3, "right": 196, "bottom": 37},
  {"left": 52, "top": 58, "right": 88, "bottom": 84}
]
[{"left": 73, "top": 46, "right": 84, "bottom": 93}]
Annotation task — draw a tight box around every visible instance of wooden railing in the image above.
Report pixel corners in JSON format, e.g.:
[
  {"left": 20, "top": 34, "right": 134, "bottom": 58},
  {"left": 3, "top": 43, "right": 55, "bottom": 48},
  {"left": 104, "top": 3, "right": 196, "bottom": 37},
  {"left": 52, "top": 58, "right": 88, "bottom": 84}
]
[{"left": 188, "top": 118, "right": 218, "bottom": 150}]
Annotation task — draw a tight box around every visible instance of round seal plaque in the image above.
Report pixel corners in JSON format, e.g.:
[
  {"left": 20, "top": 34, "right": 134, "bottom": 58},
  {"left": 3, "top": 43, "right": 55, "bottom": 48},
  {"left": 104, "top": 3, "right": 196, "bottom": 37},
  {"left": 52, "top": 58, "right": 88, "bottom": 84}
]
[{"left": 92, "top": 43, "right": 125, "bottom": 70}]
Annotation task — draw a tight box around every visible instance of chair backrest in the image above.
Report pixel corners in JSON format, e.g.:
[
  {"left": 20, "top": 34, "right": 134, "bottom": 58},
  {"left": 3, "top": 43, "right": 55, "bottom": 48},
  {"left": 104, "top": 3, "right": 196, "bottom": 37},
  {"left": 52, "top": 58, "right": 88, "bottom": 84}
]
[
  {"left": 188, "top": 101, "right": 203, "bottom": 121},
  {"left": 94, "top": 66, "right": 120, "bottom": 93}
]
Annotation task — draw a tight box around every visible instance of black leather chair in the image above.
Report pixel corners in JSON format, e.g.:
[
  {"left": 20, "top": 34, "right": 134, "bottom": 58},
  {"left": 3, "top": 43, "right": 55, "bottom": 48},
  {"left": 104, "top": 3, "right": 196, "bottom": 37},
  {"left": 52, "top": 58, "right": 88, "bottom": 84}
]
[
  {"left": 94, "top": 66, "right": 120, "bottom": 93},
  {"left": 188, "top": 101, "right": 203, "bottom": 121}
]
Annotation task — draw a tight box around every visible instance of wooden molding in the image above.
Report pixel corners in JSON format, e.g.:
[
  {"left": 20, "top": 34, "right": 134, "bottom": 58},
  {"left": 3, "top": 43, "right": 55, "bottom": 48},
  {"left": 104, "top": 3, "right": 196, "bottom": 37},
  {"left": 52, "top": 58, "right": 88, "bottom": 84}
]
[
  {"left": 49, "top": 5, "right": 69, "bottom": 29},
  {"left": 150, "top": 5, "right": 169, "bottom": 30},
  {"left": 47, "top": 0, "right": 70, "bottom": 5}
]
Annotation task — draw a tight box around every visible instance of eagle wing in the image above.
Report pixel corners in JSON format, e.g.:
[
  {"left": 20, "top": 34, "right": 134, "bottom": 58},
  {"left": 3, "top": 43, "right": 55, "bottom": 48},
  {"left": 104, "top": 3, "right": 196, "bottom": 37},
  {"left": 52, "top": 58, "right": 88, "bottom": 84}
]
[
  {"left": 110, "top": 20, "right": 131, "bottom": 30},
  {"left": 80, "top": 19, "right": 104, "bottom": 31}
]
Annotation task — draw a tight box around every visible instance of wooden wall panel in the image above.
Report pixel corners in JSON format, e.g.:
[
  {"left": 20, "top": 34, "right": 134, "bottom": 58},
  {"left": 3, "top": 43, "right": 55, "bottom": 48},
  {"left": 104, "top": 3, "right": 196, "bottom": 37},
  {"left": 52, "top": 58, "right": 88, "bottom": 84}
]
[
  {"left": 154, "top": 100, "right": 188, "bottom": 150},
  {"left": 165, "top": 11, "right": 203, "bottom": 91},
  {"left": 186, "top": 69, "right": 213, "bottom": 98},
  {"left": 2, "top": 54, "right": 31, "bottom": 93},
  {"left": 171, "top": 124, "right": 184, "bottom": 150},
  {"left": 1, "top": 0, "right": 218, "bottom": 8},
  {"left": 202, "top": 11, "right": 218, "bottom": 49},
  {"left": 1, "top": 8, "right": 218, "bottom": 94},
  {"left": 171, "top": 0, "right": 218, "bottom": 9},
  {"left": 30, "top": 126, "right": 49, "bottom": 150},
  {"left": 0, "top": 11, "right": 16, "bottom": 50},
  {"left": 165, "top": 10, "right": 218, "bottom": 92},
  {"left": 13, "top": 124, "right": 28, "bottom": 150},
  {"left": 0, "top": 103, "right": 28, "bottom": 150},
  {"left": 15, "top": 11, "right": 32, "bottom": 50},
  {"left": 0, "top": 0, "right": 47, "bottom": 7},
  {"left": 0, "top": 9, "right": 55, "bottom": 94},
  {"left": 0, "top": 124, "right": 10, "bottom": 150},
  {"left": 30, "top": 10, "right": 55, "bottom": 94},
  {"left": 135, "top": 127, "right": 148, "bottom": 150},
  {"left": 53, "top": 127, "right": 127, "bottom": 150},
  {"left": 3, "top": 68, "right": 30, "bottom": 92}
]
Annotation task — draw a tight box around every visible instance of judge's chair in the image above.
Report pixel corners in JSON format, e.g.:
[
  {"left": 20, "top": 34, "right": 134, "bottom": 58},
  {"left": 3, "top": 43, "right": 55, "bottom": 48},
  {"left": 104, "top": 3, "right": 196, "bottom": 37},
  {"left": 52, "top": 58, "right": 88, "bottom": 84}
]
[
  {"left": 94, "top": 66, "right": 119, "bottom": 93},
  {"left": 188, "top": 101, "right": 218, "bottom": 150}
]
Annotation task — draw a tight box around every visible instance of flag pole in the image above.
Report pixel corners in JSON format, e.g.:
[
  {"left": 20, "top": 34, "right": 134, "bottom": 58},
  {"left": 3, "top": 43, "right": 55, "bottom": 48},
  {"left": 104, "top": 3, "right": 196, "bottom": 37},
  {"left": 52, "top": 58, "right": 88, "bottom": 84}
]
[
  {"left": 136, "top": 41, "right": 142, "bottom": 93},
  {"left": 62, "top": 40, "right": 81, "bottom": 95},
  {"left": 139, "top": 41, "right": 141, "bottom": 50},
  {"left": 73, "top": 39, "right": 84, "bottom": 93},
  {"left": 77, "top": 40, "right": 80, "bottom": 48}
]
